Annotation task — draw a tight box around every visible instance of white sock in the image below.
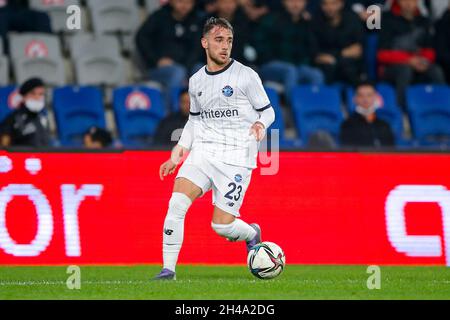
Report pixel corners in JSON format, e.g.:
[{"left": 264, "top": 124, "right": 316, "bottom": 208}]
[
  {"left": 211, "top": 219, "right": 256, "bottom": 242},
  {"left": 163, "top": 192, "right": 192, "bottom": 272}
]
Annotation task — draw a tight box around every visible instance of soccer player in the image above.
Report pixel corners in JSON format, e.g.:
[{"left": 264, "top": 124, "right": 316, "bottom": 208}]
[{"left": 154, "top": 17, "right": 275, "bottom": 280}]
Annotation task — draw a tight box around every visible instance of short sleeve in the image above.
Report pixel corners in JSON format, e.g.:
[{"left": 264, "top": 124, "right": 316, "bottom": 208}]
[
  {"left": 244, "top": 68, "right": 271, "bottom": 111},
  {"left": 188, "top": 78, "right": 201, "bottom": 116}
]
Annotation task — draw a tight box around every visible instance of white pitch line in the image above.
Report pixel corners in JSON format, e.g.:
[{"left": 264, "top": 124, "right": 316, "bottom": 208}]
[
  {"left": 0, "top": 280, "right": 149, "bottom": 286},
  {"left": 1, "top": 279, "right": 449, "bottom": 287}
]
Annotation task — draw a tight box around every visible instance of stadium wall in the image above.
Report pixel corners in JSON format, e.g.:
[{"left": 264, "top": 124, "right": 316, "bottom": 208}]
[{"left": 0, "top": 151, "right": 449, "bottom": 266}]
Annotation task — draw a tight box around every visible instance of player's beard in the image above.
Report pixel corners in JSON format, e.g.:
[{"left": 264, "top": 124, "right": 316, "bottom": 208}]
[{"left": 208, "top": 50, "right": 230, "bottom": 67}]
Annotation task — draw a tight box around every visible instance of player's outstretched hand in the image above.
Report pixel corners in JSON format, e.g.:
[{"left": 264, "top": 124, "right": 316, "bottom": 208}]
[
  {"left": 159, "top": 159, "right": 177, "bottom": 181},
  {"left": 249, "top": 122, "right": 266, "bottom": 142},
  {"left": 159, "top": 144, "right": 188, "bottom": 181}
]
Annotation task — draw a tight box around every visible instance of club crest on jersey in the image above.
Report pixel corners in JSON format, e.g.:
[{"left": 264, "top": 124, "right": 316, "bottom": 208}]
[
  {"left": 222, "top": 85, "right": 234, "bottom": 97},
  {"left": 234, "top": 174, "right": 243, "bottom": 183}
]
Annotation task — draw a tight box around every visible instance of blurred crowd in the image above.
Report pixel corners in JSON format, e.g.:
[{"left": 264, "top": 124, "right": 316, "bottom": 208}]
[
  {"left": 3, "top": 0, "right": 447, "bottom": 105},
  {"left": 134, "top": 0, "right": 450, "bottom": 106}
]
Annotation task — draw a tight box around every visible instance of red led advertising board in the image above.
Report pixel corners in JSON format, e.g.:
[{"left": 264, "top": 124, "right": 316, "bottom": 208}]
[{"left": 0, "top": 151, "right": 449, "bottom": 266}]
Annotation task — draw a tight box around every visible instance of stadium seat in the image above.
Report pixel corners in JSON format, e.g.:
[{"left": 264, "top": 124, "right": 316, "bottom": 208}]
[
  {"left": 53, "top": 86, "right": 106, "bottom": 146},
  {"left": 14, "top": 56, "right": 66, "bottom": 86},
  {"left": 346, "top": 83, "right": 405, "bottom": 143},
  {"left": 70, "top": 33, "right": 121, "bottom": 58},
  {"left": 29, "top": 0, "right": 84, "bottom": 33},
  {"left": 290, "top": 85, "right": 343, "bottom": 145},
  {"left": 113, "top": 86, "right": 166, "bottom": 147},
  {"left": 70, "top": 33, "right": 126, "bottom": 86},
  {"left": 9, "top": 33, "right": 66, "bottom": 86},
  {"left": 87, "top": 0, "right": 141, "bottom": 35},
  {"left": 406, "top": 85, "right": 450, "bottom": 147},
  {"left": 9, "top": 32, "right": 63, "bottom": 60},
  {"left": 0, "top": 86, "right": 20, "bottom": 123}
]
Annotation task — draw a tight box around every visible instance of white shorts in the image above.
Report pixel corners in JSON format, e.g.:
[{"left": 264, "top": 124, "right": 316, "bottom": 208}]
[{"left": 176, "top": 151, "right": 253, "bottom": 217}]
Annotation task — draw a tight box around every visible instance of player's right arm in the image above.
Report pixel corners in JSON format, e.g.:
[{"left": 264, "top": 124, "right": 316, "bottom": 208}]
[{"left": 159, "top": 79, "right": 201, "bottom": 181}]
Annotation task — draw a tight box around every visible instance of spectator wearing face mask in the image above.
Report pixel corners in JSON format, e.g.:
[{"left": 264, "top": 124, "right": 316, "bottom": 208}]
[
  {"left": 340, "top": 81, "right": 395, "bottom": 148},
  {"left": 0, "top": 77, "right": 50, "bottom": 147}
]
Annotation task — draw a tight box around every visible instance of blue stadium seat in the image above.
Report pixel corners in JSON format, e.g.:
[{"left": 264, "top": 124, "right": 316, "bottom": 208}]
[
  {"left": 113, "top": 86, "right": 166, "bottom": 147},
  {"left": 0, "top": 86, "right": 19, "bottom": 123},
  {"left": 406, "top": 85, "right": 450, "bottom": 147},
  {"left": 346, "top": 83, "right": 405, "bottom": 143},
  {"left": 290, "top": 85, "right": 343, "bottom": 144},
  {"left": 53, "top": 86, "right": 106, "bottom": 146}
]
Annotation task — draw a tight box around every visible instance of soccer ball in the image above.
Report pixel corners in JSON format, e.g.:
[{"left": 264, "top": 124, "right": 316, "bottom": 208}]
[{"left": 247, "top": 242, "right": 285, "bottom": 279}]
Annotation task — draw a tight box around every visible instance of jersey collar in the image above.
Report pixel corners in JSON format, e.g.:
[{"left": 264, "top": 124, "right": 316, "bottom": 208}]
[{"left": 205, "top": 59, "right": 234, "bottom": 76}]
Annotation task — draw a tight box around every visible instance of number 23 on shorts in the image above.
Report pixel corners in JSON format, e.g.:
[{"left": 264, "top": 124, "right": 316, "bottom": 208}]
[{"left": 225, "top": 182, "right": 243, "bottom": 201}]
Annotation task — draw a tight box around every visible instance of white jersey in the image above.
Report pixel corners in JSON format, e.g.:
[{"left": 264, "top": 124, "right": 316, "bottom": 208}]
[{"left": 187, "top": 59, "right": 272, "bottom": 169}]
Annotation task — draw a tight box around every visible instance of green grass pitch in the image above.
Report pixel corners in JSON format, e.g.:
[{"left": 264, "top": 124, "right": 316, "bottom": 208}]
[{"left": 0, "top": 265, "right": 449, "bottom": 300}]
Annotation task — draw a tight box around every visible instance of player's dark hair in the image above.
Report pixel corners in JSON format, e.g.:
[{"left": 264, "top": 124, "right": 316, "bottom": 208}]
[{"left": 203, "top": 17, "right": 234, "bottom": 36}]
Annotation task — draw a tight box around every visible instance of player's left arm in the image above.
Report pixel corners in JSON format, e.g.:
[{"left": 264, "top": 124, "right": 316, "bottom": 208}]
[{"left": 246, "top": 69, "right": 275, "bottom": 142}]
